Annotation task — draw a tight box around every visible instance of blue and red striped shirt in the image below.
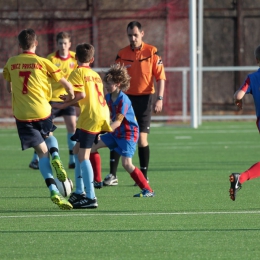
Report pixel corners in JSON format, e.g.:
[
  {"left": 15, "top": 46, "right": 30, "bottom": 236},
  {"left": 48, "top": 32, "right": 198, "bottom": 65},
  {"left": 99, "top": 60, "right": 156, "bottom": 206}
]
[
  {"left": 106, "top": 91, "right": 139, "bottom": 142},
  {"left": 240, "top": 68, "right": 260, "bottom": 117}
]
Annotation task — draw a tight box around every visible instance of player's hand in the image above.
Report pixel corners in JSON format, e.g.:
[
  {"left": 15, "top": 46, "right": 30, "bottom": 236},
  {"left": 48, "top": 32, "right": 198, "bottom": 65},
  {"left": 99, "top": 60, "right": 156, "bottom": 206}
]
[
  {"left": 59, "top": 94, "right": 72, "bottom": 102},
  {"left": 234, "top": 99, "right": 243, "bottom": 110},
  {"left": 153, "top": 100, "right": 163, "bottom": 113}
]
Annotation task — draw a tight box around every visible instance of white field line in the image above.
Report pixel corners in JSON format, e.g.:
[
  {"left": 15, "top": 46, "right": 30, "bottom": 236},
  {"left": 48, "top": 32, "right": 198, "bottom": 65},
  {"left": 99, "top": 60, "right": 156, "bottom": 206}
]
[
  {"left": 0, "top": 129, "right": 257, "bottom": 138},
  {"left": 1, "top": 211, "right": 260, "bottom": 219}
]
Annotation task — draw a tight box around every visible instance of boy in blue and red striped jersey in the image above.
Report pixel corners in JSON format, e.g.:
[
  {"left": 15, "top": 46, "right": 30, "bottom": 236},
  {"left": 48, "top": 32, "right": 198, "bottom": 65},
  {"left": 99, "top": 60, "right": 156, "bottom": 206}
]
[
  {"left": 90, "top": 63, "right": 155, "bottom": 197},
  {"left": 230, "top": 45, "right": 260, "bottom": 201}
]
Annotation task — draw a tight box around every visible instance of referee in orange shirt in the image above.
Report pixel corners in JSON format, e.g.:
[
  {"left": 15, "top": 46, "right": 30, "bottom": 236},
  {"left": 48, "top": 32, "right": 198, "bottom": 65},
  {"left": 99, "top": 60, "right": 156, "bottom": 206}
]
[{"left": 103, "top": 21, "right": 166, "bottom": 186}]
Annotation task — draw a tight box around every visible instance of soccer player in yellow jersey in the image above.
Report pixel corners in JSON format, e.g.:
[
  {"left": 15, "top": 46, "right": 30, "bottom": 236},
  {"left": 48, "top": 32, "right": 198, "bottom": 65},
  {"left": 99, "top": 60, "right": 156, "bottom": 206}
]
[
  {"left": 52, "top": 43, "right": 112, "bottom": 209},
  {"left": 3, "top": 28, "right": 74, "bottom": 210},
  {"left": 29, "top": 32, "right": 78, "bottom": 169}
]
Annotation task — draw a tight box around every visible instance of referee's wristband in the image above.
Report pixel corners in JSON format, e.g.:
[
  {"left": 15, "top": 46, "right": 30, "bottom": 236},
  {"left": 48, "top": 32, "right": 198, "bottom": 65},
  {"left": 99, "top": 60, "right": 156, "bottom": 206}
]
[{"left": 157, "top": 96, "right": 163, "bottom": 100}]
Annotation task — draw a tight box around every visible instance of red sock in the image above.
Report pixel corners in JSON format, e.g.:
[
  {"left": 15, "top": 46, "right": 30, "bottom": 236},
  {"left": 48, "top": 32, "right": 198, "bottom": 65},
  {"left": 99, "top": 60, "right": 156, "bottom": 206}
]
[
  {"left": 239, "top": 162, "right": 260, "bottom": 184},
  {"left": 90, "top": 152, "right": 102, "bottom": 182},
  {"left": 130, "top": 167, "right": 152, "bottom": 192}
]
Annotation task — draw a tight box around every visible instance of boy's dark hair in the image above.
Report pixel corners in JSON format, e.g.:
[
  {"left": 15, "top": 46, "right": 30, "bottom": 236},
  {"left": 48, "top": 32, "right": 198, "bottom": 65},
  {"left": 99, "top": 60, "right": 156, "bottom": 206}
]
[
  {"left": 56, "top": 31, "right": 71, "bottom": 42},
  {"left": 127, "top": 21, "right": 142, "bottom": 31},
  {"left": 76, "top": 43, "right": 94, "bottom": 63},
  {"left": 104, "top": 64, "right": 131, "bottom": 92},
  {"left": 18, "top": 29, "right": 36, "bottom": 50},
  {"left": 255, "top": 45, "right": 260, "bottom": 60}
]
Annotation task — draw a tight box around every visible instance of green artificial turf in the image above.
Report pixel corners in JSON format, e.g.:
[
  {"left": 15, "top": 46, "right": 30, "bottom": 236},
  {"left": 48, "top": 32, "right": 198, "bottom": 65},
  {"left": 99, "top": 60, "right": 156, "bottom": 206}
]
[{"left": 1, "top": 121, "right": 260, "bottom": 259}]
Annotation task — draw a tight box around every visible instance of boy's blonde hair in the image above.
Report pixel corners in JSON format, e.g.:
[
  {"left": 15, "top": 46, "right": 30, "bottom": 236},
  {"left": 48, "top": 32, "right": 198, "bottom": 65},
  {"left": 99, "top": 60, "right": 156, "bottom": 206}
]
[{"left": 104, "top": 64, "right": 131, "bottom": 92}]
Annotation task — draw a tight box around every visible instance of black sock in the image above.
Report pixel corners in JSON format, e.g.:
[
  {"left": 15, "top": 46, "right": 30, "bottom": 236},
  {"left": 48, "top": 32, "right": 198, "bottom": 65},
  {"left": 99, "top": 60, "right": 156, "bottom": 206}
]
[
  {"left": 138, "top": 145, "right": 150, "bottom": 179},
  {"left": 110, "top": 150, "right": 121, "bottom": 177}
]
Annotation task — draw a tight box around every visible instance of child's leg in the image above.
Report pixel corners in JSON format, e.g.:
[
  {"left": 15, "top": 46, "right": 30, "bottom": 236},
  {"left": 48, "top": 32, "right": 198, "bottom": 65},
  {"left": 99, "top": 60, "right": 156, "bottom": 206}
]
[
  {"left": 67, "top": 132, "right": 76, "bottom": 166},
  {"left": 74, "top": 154, "right": 85, "bottom": 194},
  {"left": 239, "top": 162, "right": 260, "bottom": 183},
  {"left": 90, "top": 152, "right": 102, "bottom": 182},
  {"left": 45, "top": 135, "right": 67, "bottom": 182},
  {"left": 80, "top": 159, "right": 95, "bottom": 199},
  {"left": 90, "top": 139, "right": 109, "bottom": 183},
  {"left": 45, "top": 135, "right": 60, "bottom": 159},
  {"left": 122, "top": 156, "right": 153, "bottom": 192}
]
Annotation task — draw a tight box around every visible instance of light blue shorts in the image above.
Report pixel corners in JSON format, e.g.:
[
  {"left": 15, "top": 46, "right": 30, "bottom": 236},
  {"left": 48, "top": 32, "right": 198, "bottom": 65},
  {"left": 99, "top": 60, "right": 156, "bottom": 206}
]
[{"left": 100, "top": 133, "right": 137, "bottom": 158}]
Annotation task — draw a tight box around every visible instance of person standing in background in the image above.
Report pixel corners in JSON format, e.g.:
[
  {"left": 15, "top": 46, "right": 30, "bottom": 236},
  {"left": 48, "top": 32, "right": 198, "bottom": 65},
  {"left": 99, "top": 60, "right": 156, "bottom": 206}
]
[
  {"left": 103, "top": 21, "right": 166, "bottom": 186},
  {"left": 29, "top": 32, "right": 78, "bottom": 170}
]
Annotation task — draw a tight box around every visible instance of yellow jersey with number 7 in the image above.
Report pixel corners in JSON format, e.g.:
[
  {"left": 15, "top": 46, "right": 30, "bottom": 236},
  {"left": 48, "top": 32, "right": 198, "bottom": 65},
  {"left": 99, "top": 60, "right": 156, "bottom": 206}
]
[{"left": 3, "top": 51, "right": 63, "bottom": 121}]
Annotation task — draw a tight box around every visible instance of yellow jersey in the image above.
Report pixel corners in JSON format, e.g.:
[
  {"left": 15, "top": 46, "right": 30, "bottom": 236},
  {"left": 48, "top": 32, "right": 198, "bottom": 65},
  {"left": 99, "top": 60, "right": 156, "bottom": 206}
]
[
  {"left": 47, "top": 51, "right": 77, "bottom": 101},
  {"left": 3, "top": 51, "right": 63, "bottom": 121},
  {"left": 68, "top": 66, "right": 112, "bottom": 134}
]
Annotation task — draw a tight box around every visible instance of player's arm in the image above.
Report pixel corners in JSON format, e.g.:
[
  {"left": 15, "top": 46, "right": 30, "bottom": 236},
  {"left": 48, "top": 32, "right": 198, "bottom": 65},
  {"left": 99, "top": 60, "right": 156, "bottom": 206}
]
[
  {"left": 51, "top": 91, "right": 85, "bottom": 109},
  {"left": 6, "top": 81, "right": 12, "bottom": 93},
  {"left": 153, "top": 50, "right": 166, "bottom": 113},
  {"left": 110, "top": 113, "right": 124, "bottom": 131},
  {"left": 58, "top": 77, "right": 75, "bottom": 100},
  {"left": 233, "top": 89, "right": 245, "bottom": 110},
  {"left": 234, "top": 77, "right": 249, "bottom": 110},
  {"left": 154, "top": 79, "right": 165, "bottom": 113}
]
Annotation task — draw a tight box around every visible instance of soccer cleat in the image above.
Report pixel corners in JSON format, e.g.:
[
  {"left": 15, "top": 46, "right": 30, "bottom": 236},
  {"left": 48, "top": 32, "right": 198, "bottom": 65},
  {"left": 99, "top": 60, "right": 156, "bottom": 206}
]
[
  {"left": 229, "top": 173, "right": 242, "bottom": 201},
  {"left": 72, "top": 197, "right": 98, "bottom": 209},
  {"left": 134, "top": 177, "right": 149, "bottom": 186},
  {"left": 68, "top": 163, "right": 75, "bottom": 169},
  {"left": 94, "top": 181, "right": 103, "bottom": 189},
  {"left": 103, "top": 174, "right": 118, "bottom": 186},
  {"left": 68, "top": 192, "right": 86, "bottom": 204},
  {"left": 29, "top": 159, "right": 39, "bottom": 170},
  {"left": 51, "top": 157, "right": 67, "bottom": 182},
  {"left": 133, "top": 188, "right": 155, "bottom": 198},
  {"left": 50, "top": 190, "right": 72, "bottom": 210}
]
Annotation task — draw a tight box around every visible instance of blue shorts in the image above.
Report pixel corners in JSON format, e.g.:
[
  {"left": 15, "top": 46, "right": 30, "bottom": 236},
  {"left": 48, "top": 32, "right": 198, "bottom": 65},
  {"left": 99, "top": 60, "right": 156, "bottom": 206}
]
[
  {"left": 50, "top": 102, "right": 76, "bottom": 118},
  {"left": 15, "top": 116, "right": 57, "bottom": 150},
  {"left": 101, "top": 133, "right": 137, "bottom": 158}
]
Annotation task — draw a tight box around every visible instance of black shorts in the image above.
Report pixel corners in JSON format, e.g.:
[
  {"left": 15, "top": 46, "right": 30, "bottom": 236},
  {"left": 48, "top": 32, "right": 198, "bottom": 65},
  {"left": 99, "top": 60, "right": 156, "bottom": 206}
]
[
  {"left": 16, "top": 116, "right": 57, "bottom": 150},
  {"left": 50, "top": 102, "right": 76, "bottom": 118},
  {"left": 127, "top": 94, "right": 152, "bottom": 134},
  {"left": 71, "top": 128, "right": 81, "bottom": 142},
  {"left": 74, "top": 129, "right": 97, "bottom": 149}
]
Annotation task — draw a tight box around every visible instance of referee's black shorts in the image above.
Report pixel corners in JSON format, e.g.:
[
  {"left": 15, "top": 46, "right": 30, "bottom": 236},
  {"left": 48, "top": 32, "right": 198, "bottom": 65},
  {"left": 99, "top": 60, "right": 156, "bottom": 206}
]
[{"left": 127, "top": 94, "right": 152, "bottom": 134}]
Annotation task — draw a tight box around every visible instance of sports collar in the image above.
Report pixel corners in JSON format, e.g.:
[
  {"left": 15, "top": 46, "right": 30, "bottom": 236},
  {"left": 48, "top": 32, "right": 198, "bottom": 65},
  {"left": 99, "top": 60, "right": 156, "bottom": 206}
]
[{"left": 130, "top": 42, "right": 143, "bottom": 51}]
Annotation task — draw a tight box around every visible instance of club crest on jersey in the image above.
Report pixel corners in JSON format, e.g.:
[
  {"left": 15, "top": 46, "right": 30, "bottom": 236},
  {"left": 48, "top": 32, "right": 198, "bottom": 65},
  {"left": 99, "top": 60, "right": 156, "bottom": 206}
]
[
  {"left": 55, "top": 63, "right": 61, "bottom": 67},
  {"left": 157, "top": 59, "right": 163, "bottom": 65},
  {"left": 70, "top": 62, "right": 75, "bottom": 68}
]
